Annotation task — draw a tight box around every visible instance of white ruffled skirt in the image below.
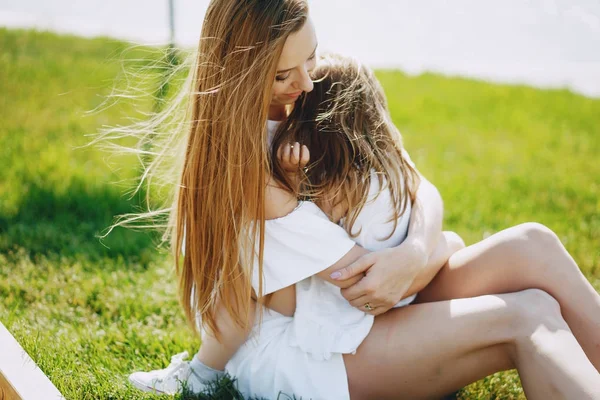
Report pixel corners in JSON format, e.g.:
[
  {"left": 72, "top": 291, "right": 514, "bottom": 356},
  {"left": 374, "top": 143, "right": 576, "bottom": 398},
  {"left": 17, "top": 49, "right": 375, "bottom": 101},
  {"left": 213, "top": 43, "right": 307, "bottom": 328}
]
[{"left": 225, "top": 306, "right": 356, "bottom": 400}]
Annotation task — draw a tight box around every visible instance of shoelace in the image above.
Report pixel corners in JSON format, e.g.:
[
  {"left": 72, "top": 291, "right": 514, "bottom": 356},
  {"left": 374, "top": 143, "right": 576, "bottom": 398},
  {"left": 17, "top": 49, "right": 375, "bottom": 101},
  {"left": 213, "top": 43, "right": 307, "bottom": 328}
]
[{"left": 155, "top": 351, "right": 190, "bottom": 383}]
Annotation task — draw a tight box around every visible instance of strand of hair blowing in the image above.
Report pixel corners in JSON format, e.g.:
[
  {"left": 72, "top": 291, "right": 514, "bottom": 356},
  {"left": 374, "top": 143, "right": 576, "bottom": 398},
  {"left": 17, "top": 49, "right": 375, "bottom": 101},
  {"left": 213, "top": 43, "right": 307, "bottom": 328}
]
[{"left": 174, "top": 0, "right": 308, "bottom": 340}]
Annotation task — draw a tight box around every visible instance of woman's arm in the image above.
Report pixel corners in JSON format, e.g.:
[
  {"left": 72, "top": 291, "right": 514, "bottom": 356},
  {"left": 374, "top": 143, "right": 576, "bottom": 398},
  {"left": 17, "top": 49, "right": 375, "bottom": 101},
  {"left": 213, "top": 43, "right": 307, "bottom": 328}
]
[
  {"left": 330, "top": 173, "right": 445, "bottom": 315},
  {"left": 405, "top": 174, "right": 444, "bottom": 261},
  {"left": 403, "top": 231, "right": 465, "bottom": 299}
]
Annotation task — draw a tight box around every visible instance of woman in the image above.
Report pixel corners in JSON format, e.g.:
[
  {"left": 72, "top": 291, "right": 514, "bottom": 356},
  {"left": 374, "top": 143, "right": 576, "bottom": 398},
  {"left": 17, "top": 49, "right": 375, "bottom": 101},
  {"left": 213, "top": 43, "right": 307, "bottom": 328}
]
[{"left": 125, "top": 0, "right": 600, "bottom": 398}]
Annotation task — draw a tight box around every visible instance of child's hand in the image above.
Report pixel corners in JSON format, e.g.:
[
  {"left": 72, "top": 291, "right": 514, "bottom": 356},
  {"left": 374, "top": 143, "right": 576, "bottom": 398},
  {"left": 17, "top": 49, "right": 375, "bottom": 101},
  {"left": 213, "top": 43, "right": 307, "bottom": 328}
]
[
  {"left": 277, "top": 142, "right": 309, "bottom": 173},
  {"left": 277, "top": 142, "right": 309, "bottom": 193}
]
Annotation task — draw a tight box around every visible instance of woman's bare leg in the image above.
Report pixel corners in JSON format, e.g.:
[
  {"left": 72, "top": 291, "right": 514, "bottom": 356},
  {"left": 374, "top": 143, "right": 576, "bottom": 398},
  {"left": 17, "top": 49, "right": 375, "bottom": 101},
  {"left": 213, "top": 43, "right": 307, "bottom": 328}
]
[
  {"left": 416, "top": 223, "right": 600, "bottom": 369},
  {"left": 344, "top": 289, "right": 600, "bottom": 400}
]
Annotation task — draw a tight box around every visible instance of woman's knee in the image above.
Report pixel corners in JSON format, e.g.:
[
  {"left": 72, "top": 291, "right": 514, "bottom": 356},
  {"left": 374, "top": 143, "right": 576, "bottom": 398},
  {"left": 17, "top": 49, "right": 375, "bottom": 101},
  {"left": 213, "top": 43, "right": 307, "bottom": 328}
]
[
  {"left": 512, "top": 289, "right": 567, "bottom": 333},
  {"left": 513, "top": 222, "right": 562, "bottom": 252},
  {"left": 509, "top": 223, "right": 577, "bottom": 278}
]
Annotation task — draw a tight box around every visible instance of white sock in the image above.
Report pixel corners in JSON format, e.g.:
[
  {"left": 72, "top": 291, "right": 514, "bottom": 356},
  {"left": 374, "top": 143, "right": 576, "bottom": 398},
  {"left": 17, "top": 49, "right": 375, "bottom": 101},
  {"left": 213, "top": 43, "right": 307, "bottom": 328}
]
[{"left": 187, "top": 355, "right": 225, "bottom": 392}]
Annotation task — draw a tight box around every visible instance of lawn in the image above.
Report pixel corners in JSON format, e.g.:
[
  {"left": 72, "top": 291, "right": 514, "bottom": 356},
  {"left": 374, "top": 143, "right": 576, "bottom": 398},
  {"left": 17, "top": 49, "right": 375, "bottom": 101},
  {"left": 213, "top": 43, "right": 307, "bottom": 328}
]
[{"left": 0, "top": 28, "right": 598, "bottom": 399}]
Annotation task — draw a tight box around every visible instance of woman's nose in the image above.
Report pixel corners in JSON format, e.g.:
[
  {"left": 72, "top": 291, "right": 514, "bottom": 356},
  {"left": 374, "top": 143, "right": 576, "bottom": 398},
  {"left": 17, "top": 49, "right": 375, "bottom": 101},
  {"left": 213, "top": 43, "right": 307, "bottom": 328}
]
[{"left": 295, "top": 67, "right": 314, "bottom": 93}]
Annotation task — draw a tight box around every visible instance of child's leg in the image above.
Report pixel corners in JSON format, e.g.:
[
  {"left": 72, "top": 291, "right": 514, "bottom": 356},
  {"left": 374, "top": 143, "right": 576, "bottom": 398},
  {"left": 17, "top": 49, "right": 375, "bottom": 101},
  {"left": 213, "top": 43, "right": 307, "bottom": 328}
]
[
  {"left": 129, "top": 301, "right": 256, "bottom": 394},
  {"left": 130, "top": 296, "right": 286, "bottom": 394},
  {"left": 192, "top": 284, "right": 295, "bottom": 378},
  {"left": 194, "top": 300, "right": 257, "bottom": 371},
  {"left": 415, "top": 222, "right": 600, "bottom": 370}
]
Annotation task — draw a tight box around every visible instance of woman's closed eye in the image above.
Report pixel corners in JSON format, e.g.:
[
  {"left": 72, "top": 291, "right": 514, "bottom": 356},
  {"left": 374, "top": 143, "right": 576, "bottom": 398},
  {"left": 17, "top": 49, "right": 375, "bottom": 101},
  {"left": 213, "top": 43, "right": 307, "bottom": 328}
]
[{"left": 276, "top": 54, "right": 316, "bottom": 83}]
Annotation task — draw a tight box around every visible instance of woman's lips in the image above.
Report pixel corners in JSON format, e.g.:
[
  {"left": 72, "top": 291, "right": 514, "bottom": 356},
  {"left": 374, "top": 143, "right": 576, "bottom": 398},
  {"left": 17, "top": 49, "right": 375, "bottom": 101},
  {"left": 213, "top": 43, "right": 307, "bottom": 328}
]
[{"left": 285, "top": 91, "right": 303, "bottom": 98}]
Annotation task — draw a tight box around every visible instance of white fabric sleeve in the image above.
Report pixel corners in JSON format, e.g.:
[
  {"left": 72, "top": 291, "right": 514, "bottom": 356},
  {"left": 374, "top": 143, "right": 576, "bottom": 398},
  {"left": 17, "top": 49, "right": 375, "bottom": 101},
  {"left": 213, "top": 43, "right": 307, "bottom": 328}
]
[{"left": 251, "top": 201, "right": 356, "bottom": 296}]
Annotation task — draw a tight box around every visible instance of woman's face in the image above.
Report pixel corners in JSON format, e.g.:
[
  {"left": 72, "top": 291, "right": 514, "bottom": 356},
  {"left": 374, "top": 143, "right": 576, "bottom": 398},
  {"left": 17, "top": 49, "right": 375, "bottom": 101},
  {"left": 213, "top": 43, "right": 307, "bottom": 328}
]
[{"left": 271, "top": 17, "right": 318, "bottom": 108}]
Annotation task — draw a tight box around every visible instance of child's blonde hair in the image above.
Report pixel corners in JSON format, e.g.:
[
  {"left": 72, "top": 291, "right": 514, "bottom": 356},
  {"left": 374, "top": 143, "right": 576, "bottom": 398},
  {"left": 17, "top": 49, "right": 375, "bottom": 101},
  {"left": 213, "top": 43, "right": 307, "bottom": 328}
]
[{"left": 272, "top": 53, "right": 420, "bottom": 238}]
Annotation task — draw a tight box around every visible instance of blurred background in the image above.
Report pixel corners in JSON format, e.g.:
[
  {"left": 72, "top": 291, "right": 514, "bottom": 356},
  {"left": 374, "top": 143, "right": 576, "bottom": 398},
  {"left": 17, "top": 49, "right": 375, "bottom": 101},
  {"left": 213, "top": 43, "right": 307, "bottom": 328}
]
[
  {"left": 2, "top": 0, "right": 600, "bottom": 96},
  {"left": 0, "top": 1, "right": 599, "bottom": 399}
]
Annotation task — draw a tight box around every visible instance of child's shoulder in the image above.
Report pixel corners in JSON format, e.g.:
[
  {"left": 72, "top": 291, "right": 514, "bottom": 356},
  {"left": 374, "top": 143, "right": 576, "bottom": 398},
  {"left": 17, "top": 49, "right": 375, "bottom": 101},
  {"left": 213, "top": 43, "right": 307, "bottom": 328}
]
[{"left": 265, "top": 175, "right": 298, "bottom": 220}]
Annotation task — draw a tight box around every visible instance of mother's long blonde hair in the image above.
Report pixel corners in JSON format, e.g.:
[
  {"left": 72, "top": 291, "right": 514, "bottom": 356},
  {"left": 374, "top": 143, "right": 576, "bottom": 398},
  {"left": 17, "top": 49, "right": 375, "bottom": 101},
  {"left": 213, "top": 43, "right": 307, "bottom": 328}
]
[
  {"left": 95, "top": 0, "right": 310, "bottom": 338},
  {"left": 173, "top": 0, "right": 309, "bottom": 337},
  {"left": 272, "top": 54, "right": 420, "bottom": 236}
]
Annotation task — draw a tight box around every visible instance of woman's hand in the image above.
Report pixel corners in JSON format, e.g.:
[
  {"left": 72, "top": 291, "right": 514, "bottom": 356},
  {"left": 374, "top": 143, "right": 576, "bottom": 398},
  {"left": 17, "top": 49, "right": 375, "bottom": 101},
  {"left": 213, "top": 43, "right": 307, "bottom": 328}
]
[
  {"left": 331, "top": 238, "right": 428, "bottom": 316},
  {"left": 330, "top": 174, "right": 443, "bottom": 316}
]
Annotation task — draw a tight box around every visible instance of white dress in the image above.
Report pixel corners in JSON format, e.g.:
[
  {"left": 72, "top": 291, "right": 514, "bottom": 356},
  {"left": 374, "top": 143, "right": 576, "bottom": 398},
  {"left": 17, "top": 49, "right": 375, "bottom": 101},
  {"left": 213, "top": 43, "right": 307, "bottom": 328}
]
[{"left": 223, "top": 121, "right": 417, "bottom": 399}]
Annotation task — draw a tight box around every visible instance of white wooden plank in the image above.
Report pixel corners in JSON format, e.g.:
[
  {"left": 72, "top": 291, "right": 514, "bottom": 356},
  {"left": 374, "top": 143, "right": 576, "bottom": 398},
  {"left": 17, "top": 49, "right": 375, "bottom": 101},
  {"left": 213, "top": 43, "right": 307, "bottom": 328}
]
[{"left": 0, "top": 322, "right": 64, "bottom": 400}]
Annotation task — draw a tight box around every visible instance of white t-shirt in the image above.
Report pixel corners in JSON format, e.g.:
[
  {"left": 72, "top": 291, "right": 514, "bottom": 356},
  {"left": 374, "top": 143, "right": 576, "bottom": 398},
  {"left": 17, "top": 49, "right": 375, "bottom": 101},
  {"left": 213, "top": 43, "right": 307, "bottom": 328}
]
[
  {"left": 248, "top": 121, "right": 416, "bottom": 361},
  {"left": 219, "top": 120, "right": 420, "bottom": 400}
]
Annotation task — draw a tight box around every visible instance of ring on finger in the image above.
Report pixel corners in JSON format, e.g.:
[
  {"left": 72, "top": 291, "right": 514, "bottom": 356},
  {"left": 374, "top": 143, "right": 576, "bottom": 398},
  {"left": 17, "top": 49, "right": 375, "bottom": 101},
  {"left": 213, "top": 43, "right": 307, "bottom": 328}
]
[{"left": 364, "top": 302, "right": 373, "bottom": 311}]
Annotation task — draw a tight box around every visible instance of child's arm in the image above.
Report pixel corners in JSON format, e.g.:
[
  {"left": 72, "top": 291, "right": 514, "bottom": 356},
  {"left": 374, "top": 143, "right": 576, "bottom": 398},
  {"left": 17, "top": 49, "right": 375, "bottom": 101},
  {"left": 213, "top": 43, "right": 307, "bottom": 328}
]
[
  {"left": 275, "top": 141, "right": 369, "bottom": 290},
  {"left": 195, "top": 143, "right": 362, "bottom": 371},
  {"left": 195, "top": 249, "right": 370, "bottom": 371}
]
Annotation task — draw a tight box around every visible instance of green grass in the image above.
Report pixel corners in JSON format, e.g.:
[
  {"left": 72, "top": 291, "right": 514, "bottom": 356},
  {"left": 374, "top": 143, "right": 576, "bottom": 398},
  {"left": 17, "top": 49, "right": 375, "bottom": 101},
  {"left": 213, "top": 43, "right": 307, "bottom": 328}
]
[{"left": 0, "top": 28, "right": 599, "bottom": 399}]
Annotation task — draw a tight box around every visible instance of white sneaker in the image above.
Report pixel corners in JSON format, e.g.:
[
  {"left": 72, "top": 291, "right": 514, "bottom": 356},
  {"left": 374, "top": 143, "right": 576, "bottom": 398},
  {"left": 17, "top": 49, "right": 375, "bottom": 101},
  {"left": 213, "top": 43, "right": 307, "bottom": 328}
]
[{"left": 129, "top": 351, "right": 194, "bottom": 395}]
